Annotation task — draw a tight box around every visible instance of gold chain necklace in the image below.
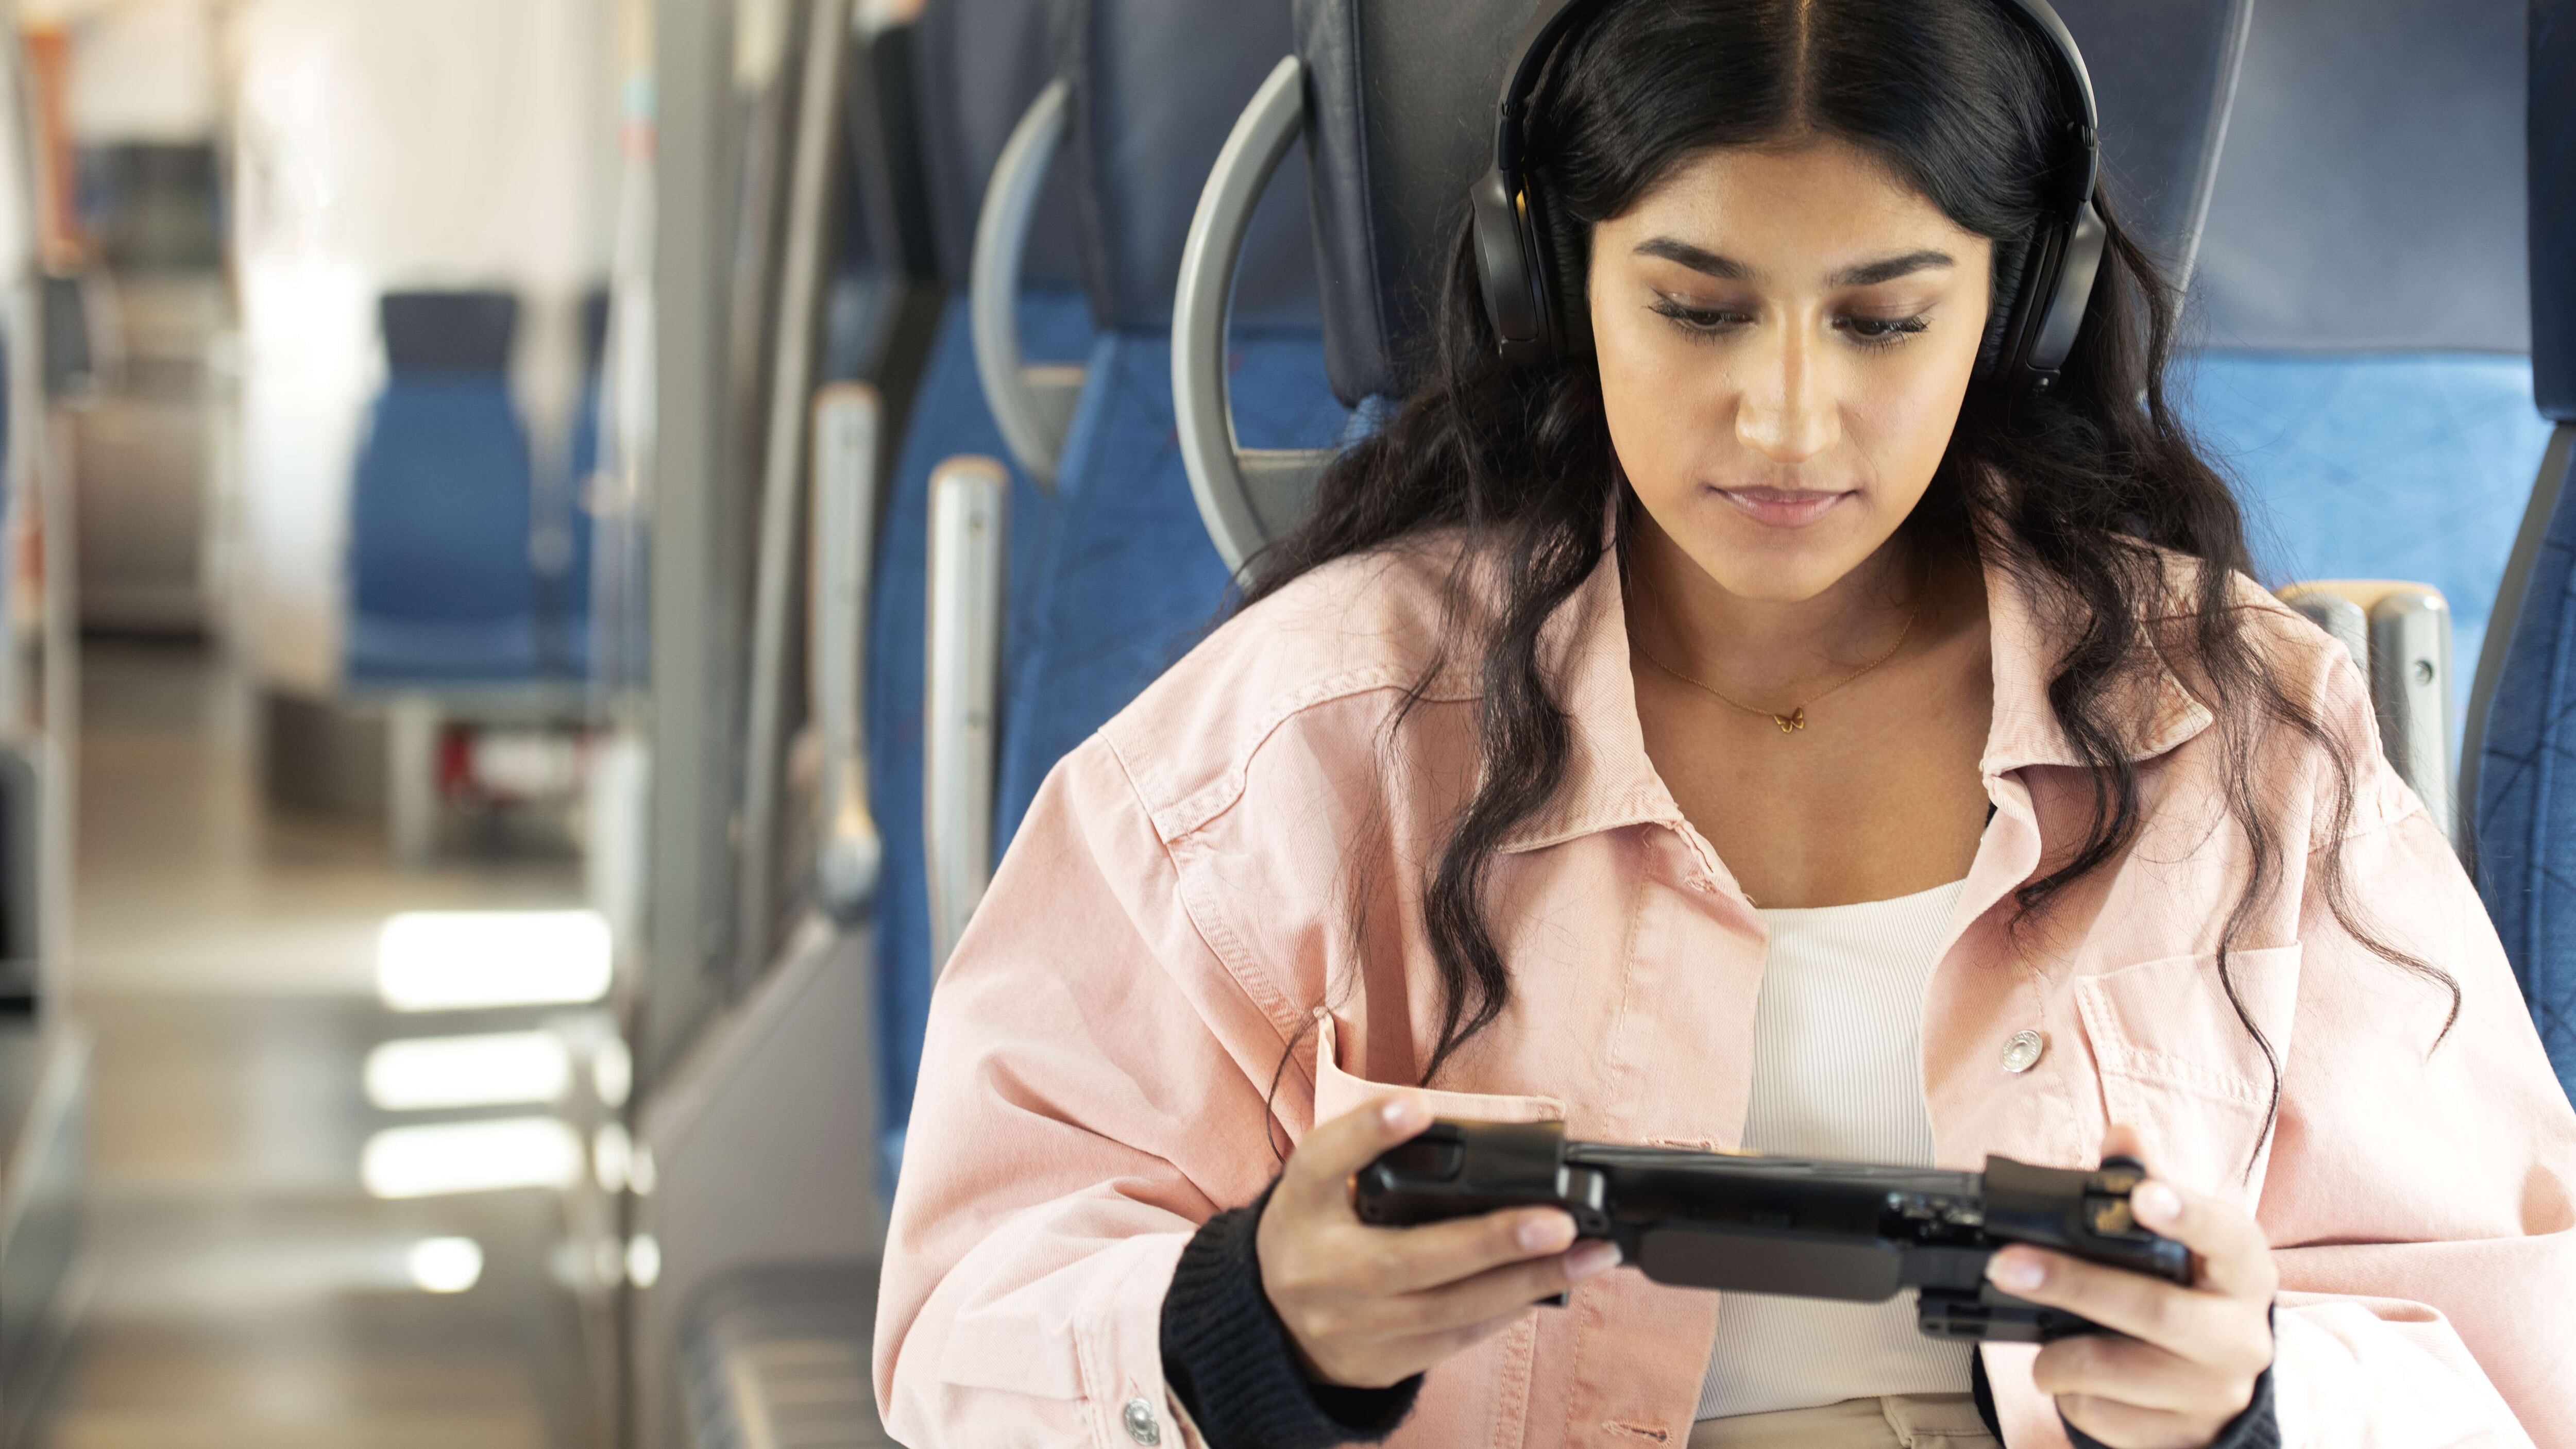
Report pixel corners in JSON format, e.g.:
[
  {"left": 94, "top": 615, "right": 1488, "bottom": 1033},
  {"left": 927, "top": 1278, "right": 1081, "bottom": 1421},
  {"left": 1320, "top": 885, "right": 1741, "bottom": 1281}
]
[{"left": 1631, "top": 601, "right": 1921, "bottom": 734}]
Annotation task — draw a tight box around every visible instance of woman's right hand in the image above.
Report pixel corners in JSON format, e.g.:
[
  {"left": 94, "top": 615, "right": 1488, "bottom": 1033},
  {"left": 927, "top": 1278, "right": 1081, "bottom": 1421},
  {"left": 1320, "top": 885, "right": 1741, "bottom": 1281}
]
[{"left": 1256, "top": 1096, "right": 1624, "bottom": 1390}]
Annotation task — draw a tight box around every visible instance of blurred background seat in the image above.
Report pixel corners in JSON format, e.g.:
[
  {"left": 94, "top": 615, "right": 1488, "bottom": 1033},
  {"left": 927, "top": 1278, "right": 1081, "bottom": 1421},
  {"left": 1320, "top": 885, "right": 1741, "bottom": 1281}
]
[{"left": 345, "top": 290, "right": 547, "bottom": 688}]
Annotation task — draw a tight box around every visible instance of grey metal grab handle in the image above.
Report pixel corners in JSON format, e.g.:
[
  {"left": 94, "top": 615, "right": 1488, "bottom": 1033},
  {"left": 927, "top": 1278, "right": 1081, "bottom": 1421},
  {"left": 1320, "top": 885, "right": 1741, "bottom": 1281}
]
[
  {"left": 1174, "top": 56, "right": 1336, "bottom": 578},
  {"left": 809, "top": 383, "right": 883, "bottom": 926},
  {"left": 972, "top": 78, "right": 1086, "bottom": 488},
  {"left": 740, "top": 0, "right": 854, "bottom": 971},
  {"left": 2280, "top": 580, "right": 2458, "bottom": 844},
  {"left": 924, "top": 457, "right": 1009, "bottom": 973}
]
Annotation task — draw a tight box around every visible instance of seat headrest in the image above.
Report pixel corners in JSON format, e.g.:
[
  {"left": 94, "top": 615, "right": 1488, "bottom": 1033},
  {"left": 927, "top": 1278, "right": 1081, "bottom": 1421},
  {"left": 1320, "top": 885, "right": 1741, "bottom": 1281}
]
[
  {"left": 915, "top": 0, "right": 1085, "bottom": 292},
  {"left": 1295, "top": 0, "right": 2252, "bottom": 406},
  {"left": 2197, "top": 0, "right": 2527, "bottom": 355},
  {"left": 842, "top": 15, "right": 940, "bottom": 283},
  {"left": 2534, "top": 0, "right": 2576, "bottom": 416},
  {"left": 381, "top": 291, "right": 518, "bottom": 373},
  {"left": 1067, "top": 0, "right": 1315, "bottom": 330}
]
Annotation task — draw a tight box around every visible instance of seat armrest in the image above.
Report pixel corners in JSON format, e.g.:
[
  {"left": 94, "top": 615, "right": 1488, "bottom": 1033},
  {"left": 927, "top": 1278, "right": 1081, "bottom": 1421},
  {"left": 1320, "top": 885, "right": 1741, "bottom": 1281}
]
[
  {"left": 2277, "top": 579, "right": 2456, "bottom": 842},
  {"left": 924, "top": 457, "right": 1010, "bottom": 972},
  {"left": 810, "top": 384, "right": 885, "bottom": 926}
]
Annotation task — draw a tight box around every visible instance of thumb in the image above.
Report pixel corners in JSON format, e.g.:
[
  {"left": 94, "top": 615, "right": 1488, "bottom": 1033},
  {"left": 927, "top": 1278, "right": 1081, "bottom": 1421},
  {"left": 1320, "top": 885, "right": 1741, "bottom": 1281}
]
[
  {"left": 1284, "top": 1096, "right": 1434, "bottom": 1216},
  {"left": 2099, "top": 1121, "right": 2149, "bottom": 1168}
]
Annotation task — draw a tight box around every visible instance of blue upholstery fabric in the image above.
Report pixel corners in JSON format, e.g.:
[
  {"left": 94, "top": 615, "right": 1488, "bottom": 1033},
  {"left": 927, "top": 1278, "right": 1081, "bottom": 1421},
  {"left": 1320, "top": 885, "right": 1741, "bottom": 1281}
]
[
  {"left": 2478, "top": 0, "right": 2576, "bottom": 1096},
  {"left": 346, "top": 374, "right": 544, "bottom": 684},
  {"left": 867, "top": 287, "right": 1094, "bottom": 1182},
  {"left": 2472, "top": 448, "right": 2576, "bottom": 1088},
  {"left": 994, "top": 331, "right": 1346, "bottom": 851},
  {"left": 2178, "top": 352, "right": 2553, "bottom": 717}
]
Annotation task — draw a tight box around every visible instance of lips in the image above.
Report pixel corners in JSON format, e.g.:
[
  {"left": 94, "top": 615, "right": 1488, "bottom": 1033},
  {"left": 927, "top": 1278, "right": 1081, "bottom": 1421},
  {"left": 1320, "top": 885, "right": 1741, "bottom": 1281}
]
[{"left": 1711, "top": 486, "right": 1852, "bottom": 529}]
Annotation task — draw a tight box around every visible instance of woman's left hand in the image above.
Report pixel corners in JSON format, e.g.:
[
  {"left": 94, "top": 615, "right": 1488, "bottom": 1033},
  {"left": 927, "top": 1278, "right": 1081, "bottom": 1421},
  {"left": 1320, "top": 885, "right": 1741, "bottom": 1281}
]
[{"left": 1983, "top": 1125, "right": 2277, "bottom": 1449}]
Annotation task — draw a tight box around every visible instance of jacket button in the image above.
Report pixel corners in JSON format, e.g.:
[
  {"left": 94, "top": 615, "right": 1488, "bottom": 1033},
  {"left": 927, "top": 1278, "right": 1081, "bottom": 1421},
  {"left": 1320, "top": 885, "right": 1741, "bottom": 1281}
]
[
  {"left": 2001, "top": 1030, "right": 2046, "bottom": 1073},
  {"left": 1123, "top": 1397, "right": 1162, "bottom": 1445}
]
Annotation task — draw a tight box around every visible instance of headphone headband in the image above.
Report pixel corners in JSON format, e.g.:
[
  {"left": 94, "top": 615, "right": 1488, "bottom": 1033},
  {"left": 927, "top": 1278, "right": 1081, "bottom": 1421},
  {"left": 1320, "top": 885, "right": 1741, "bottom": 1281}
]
[
  {"left": 1475, "top": 0, "right": 2109, "bottom": 388},
  {"left": 1492, "top": 0, "right": 1622, "bottom": 177}
]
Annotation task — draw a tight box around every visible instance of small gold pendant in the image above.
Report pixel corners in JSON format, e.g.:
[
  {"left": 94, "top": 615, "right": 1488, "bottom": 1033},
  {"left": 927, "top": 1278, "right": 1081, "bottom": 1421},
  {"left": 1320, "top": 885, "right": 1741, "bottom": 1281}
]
[{"left": 1774, "top": 708, "right": 1807, "bottom": 734}]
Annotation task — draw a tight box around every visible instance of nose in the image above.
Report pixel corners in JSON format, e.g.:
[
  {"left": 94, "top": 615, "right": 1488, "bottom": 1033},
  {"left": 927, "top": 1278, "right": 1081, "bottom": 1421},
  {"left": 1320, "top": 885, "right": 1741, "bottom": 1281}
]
[{"left": 1734, "top": 322, "right": 1841, "bottom": 465}]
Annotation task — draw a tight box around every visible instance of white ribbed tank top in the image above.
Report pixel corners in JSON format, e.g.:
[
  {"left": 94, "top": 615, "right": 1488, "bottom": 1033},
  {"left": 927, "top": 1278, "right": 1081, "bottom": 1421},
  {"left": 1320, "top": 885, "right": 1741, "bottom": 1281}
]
[{"left": 1695, "top": 877, "right": 1976, "bottom": 1421}]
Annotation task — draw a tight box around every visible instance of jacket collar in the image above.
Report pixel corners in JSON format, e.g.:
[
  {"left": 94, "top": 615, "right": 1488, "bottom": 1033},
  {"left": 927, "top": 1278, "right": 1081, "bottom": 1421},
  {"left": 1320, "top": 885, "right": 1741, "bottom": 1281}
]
[{"left": 1494, "top": 543, "right": 2216, "bottom": 855}]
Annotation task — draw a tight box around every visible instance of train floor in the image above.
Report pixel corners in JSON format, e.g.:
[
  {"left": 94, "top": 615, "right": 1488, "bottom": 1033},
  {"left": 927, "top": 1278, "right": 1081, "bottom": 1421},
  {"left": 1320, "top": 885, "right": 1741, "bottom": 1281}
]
[{"left": 29, "top": 639, "right": 602, "bottom": 1449}]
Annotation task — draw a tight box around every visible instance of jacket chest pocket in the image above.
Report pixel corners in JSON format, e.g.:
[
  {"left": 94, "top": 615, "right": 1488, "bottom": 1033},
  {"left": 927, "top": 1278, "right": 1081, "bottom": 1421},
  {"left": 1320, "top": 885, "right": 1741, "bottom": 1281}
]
[
  {"left": 1307, "top": 1009, "right": 1560, "bottom": 1449},
  {"left": 2073, "top": 945, "right": 2300, "bottom": 1193},
  {"left": 1308, "top": 1009, "right": 1566, "bottom": 1128}
]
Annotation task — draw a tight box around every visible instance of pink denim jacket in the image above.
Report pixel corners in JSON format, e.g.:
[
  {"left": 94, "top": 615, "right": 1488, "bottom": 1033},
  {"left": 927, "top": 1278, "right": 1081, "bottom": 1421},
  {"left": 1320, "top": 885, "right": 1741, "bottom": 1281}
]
[{"left": 874, "top": 537, "right": 2576, "bottom": 1449}]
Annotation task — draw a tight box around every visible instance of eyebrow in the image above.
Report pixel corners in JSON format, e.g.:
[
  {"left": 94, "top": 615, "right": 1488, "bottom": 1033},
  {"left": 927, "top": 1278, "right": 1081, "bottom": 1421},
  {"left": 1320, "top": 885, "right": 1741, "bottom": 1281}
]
[
  {"left": 1827, "top": 249, "right": 1957, "bottom": 287},
  {"left": 1633, "top": 238, "right": 1754, "bottom": 280},
  {"left": 1632, "top": 238, "right": 1957, "bottom": 289}
]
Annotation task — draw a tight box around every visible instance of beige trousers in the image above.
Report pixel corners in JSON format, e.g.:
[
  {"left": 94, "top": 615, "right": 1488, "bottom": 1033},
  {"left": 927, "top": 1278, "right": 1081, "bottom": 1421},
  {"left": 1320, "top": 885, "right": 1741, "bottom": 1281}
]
[{"left": 1687, "top": 1393, "right": 2001, "bottom": 1449}]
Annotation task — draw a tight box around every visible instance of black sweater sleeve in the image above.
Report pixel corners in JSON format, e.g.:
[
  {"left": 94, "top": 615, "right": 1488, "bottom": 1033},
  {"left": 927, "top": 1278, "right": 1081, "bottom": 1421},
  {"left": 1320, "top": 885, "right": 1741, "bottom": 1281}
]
[{"left": 1159, "top": 1180, "right": 1422, "bottom": 1447}]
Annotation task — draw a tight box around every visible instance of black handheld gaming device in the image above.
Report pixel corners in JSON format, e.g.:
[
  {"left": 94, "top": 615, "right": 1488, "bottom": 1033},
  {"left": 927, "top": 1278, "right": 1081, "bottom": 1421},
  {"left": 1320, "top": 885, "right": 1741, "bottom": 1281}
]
[{"left": 1353, "top": 1120, "right": 2191, "bottom": 1342}]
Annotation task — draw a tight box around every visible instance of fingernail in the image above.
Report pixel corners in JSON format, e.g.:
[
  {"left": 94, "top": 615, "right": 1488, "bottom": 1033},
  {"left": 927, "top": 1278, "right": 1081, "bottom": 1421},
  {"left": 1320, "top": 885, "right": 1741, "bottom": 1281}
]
[
  {"left": 1516, "top": 1212, "right": 1575, "bottom": 1253},
  {"left": 1988, "top": 1252, "right": 2045, "bottom": 1292},
  {"left": 1565, "top": 1240, "right": 1621, "bottom": 1282},
  {"left": 1379, "top": 1099, "right": 1422, "bottom": 1131},
  {"left": 2133, "top": 1181, "right": 2182, "bottom": 1226}
]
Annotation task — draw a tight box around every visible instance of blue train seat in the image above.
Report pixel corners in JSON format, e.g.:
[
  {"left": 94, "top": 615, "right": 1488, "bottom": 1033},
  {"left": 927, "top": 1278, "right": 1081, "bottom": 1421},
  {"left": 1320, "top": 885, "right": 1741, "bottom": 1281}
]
[
  {"left": 2182, "top": 0, "right": 2543, "bottom": 720},
  {"left": 989, "top": 0, "right": 1342, "bottom": 853},
  {"left": 867, "top": 0, "right": 1091, "bottom": 1183},
  {"left": 345, "top": 290, "right": 546, "bottom": 685},
  {"left": 2465, "top": 0, "right": 2576, "bottom": 1094}
]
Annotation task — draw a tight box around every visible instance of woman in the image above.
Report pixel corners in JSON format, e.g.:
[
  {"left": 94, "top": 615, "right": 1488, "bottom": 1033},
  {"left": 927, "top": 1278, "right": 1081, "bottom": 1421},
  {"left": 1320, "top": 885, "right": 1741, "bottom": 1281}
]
[{"left": 873, "top": 1, "right": 2576, "bottom": 1445}]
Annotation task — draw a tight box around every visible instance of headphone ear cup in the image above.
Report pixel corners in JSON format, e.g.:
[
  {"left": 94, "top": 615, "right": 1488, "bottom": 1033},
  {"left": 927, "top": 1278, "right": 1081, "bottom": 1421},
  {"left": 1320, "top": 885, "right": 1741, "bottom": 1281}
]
[
  {"left": 1472, "top": 170, "right": 1548, "bottom": 365},
  {"left": 2022, "top": 200, "right": 2107, "bottom": 380},
  {"left": 1528, "top": 178, "right": 1590, "bottom": 359},
  {"left": 1979, "top": 235, "right": 2034, "bottom": 379}
]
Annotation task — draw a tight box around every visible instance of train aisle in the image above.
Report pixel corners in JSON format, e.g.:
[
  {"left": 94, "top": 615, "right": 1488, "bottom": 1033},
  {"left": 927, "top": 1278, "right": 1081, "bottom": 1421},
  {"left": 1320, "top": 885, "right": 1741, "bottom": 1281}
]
[{"left": 35, "top": 641, "right": 596, "bottom": 1449}]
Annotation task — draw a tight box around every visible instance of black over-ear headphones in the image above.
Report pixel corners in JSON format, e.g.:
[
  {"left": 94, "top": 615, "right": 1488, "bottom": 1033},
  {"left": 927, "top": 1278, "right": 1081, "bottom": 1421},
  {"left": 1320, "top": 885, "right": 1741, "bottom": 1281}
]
[{"left": 1470, "top": 0, "right": 2107, "bottom": 393}]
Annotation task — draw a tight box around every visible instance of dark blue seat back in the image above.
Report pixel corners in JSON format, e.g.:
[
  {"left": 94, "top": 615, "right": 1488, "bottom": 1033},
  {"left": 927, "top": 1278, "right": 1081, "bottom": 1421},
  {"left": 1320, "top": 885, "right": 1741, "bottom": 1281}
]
[
  {"left": 992, "top": 0, "right": 1342, "bottom": 851},
  {"left": 347, "top": 290, "right": 543, "bottom": 684},
  {"left": 2469, "top": 0, "right": 2576, "bottom": 1091},
  {"left": 2183, "top": 0, "right": 2543, "bottom": 703},
  {"left": 869, "top": 0, "right": 1092, "bottom": 1184}
]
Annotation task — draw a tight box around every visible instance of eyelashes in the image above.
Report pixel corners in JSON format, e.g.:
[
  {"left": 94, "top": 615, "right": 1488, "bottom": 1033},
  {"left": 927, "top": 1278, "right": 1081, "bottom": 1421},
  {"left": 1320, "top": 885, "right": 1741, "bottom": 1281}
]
[
  {"left": 1840, "top": 314, "right": 1933, "bottom": 347},
  {"left": 1646, "top": 298, "right": 1934, "bottom": 351},
  {"left": 1646, "top": 298, "right": 1752, "bottom": 336}
]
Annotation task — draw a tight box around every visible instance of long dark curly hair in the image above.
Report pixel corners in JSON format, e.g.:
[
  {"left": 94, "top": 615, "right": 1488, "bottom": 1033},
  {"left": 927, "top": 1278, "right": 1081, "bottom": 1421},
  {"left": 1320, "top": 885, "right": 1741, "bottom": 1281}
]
[{"left": 1240, "top": 0, "right": 2452, "bottom": 1157}]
